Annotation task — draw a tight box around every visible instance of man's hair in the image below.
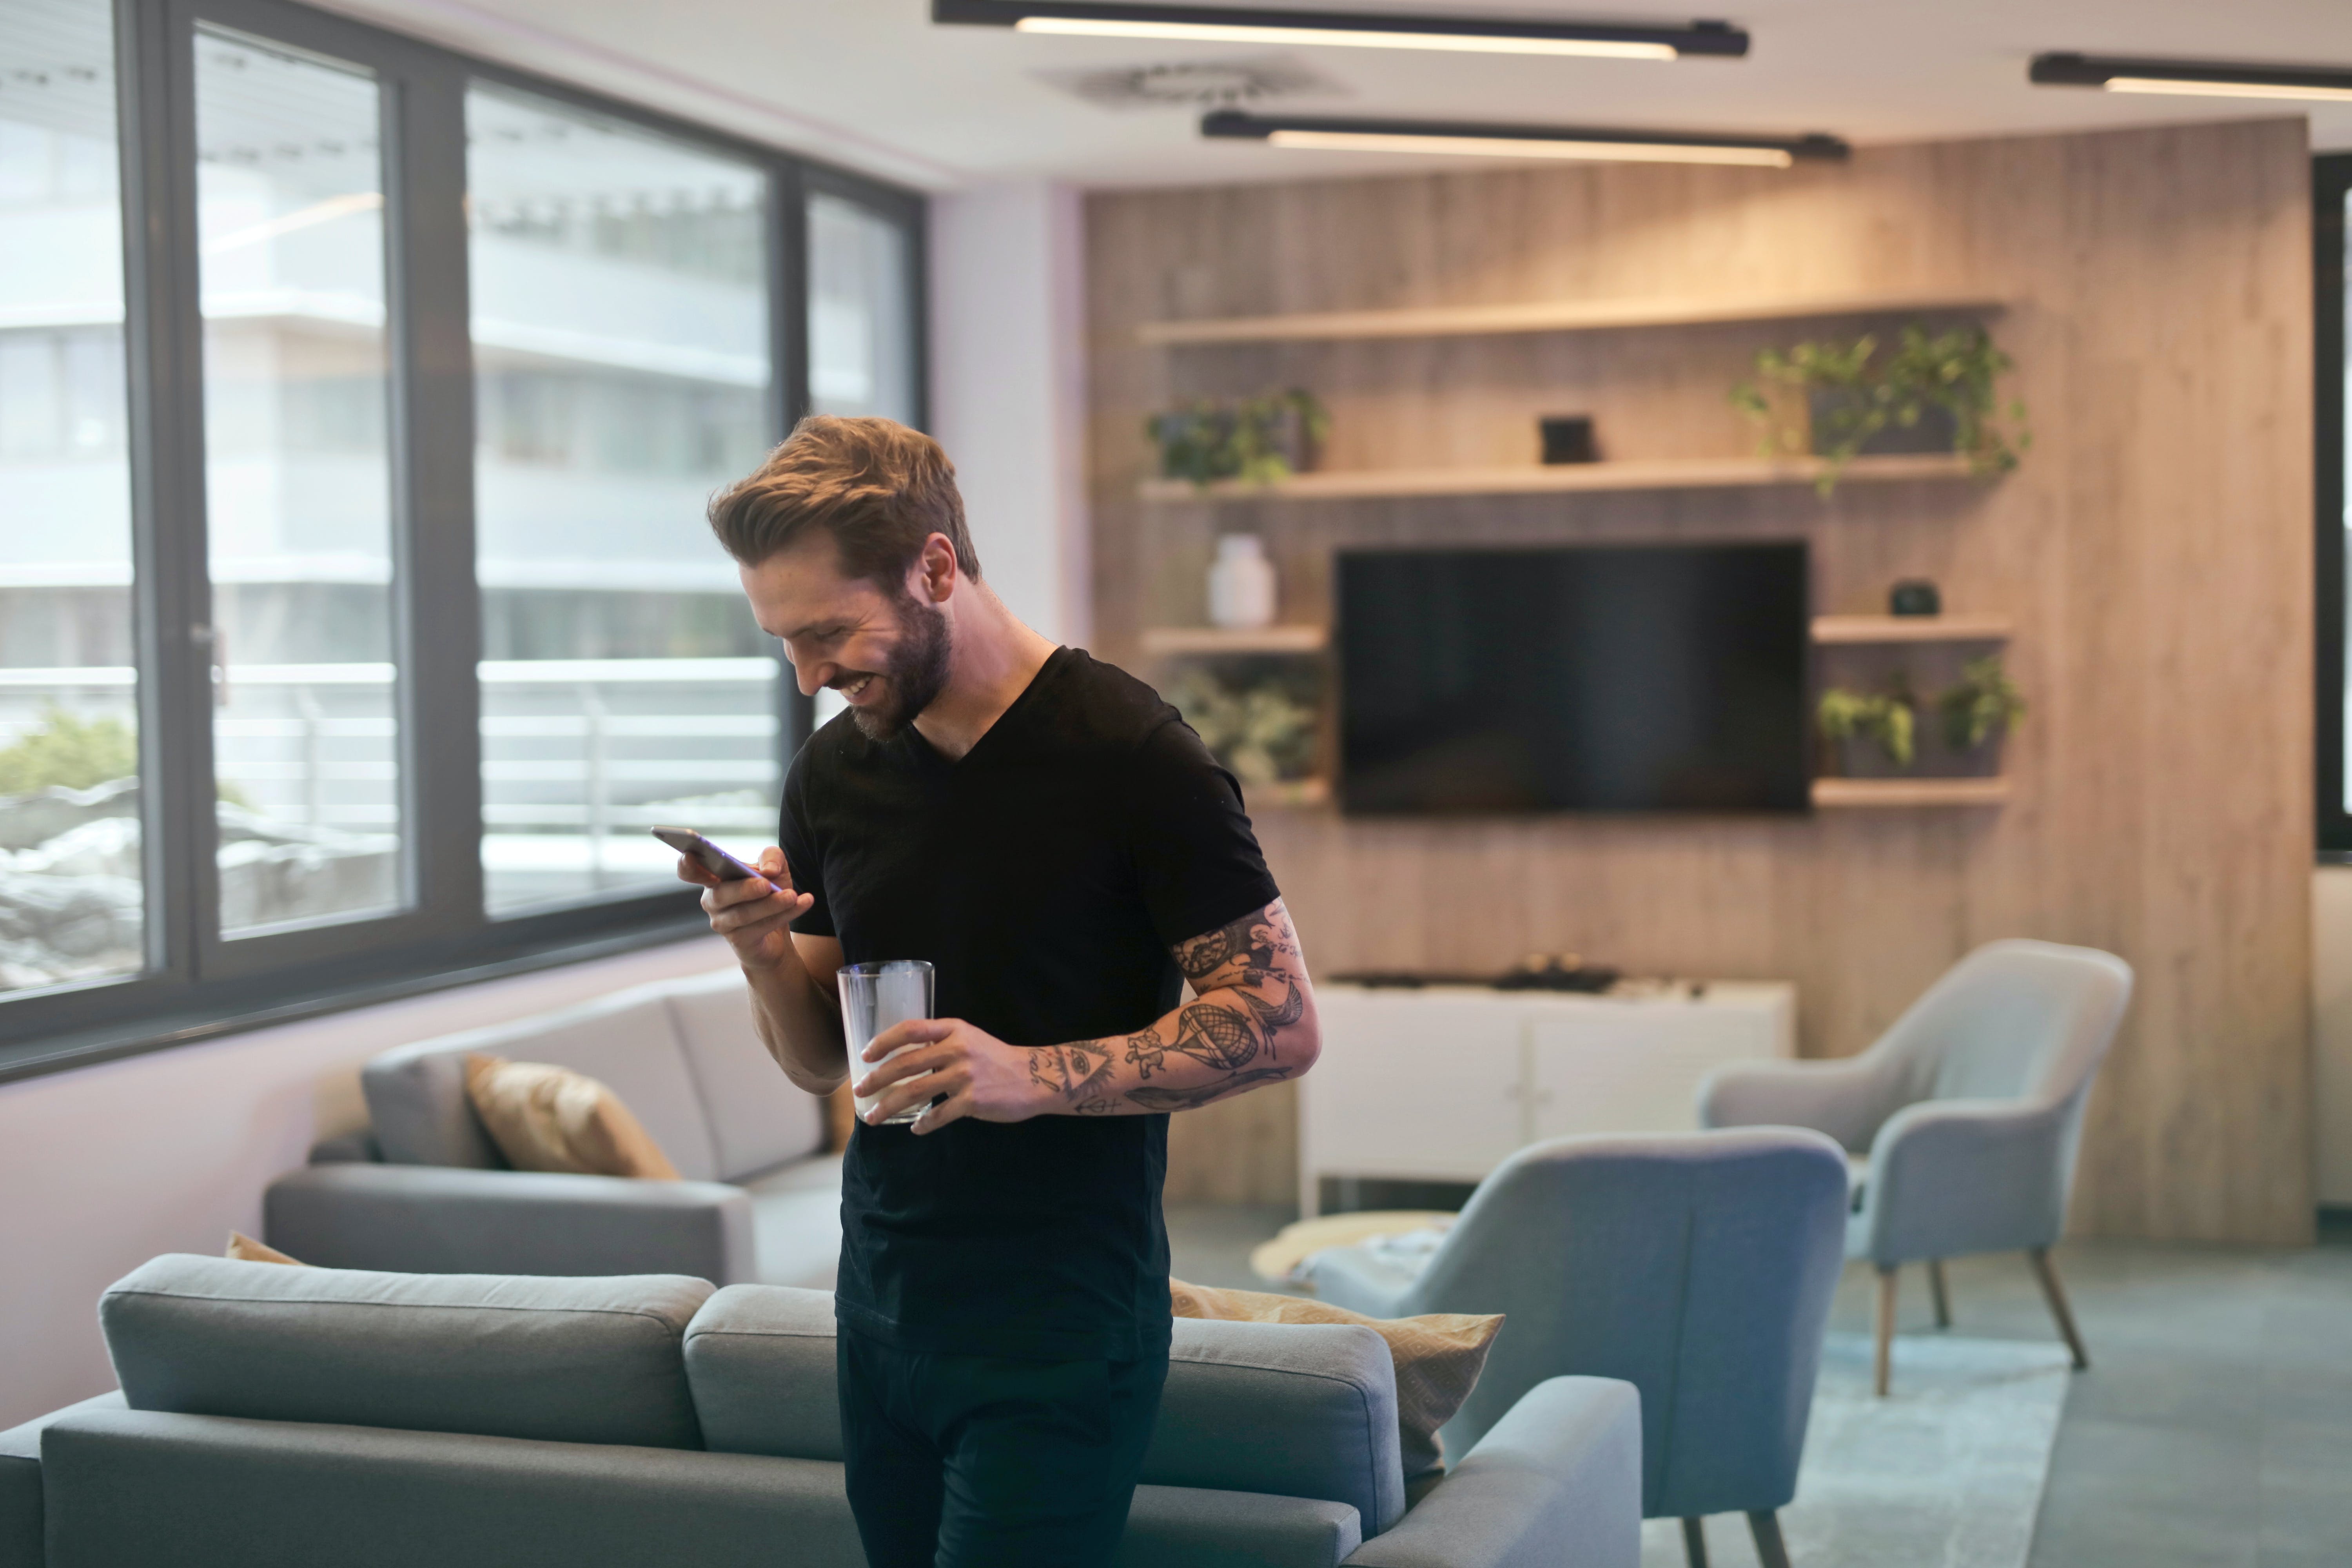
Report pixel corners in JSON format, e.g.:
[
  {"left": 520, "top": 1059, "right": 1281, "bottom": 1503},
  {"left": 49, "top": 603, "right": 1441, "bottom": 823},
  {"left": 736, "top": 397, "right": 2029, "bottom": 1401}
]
[{"left": 707, "top": 415, "right": 981, "bottom": 588}]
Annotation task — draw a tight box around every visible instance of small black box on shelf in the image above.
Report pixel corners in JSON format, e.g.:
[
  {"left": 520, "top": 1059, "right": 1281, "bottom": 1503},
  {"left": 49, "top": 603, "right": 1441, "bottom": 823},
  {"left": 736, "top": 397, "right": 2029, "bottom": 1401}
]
[{"left": 1539, "top": 415, "right": 1599, "bottom": 465}]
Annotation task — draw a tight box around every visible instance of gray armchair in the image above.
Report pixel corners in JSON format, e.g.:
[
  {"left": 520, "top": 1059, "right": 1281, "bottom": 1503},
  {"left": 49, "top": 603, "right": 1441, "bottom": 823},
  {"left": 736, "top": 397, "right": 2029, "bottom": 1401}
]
[
  {"left": 1301, "top": 1129, "right": 1849, "bottom": 1568},
  {"left": 1698, "top": 938, "right": 2133, "bottom": 1395}
]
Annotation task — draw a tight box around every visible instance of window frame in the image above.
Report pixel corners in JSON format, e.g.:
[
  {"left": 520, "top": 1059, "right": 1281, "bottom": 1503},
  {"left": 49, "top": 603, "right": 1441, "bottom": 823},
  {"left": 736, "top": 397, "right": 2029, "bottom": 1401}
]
[
  {"left": 0, "top": 0, "right": 926, "bottom": 1076},
  {"left": 2318, "top": 152, "right": 2350, "bottom": 855}
]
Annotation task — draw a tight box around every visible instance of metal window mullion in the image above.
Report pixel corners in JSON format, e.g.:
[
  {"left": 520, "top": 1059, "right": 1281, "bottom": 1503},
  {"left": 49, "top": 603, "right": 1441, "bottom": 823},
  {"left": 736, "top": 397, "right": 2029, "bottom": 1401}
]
[
  {"left": 385, "top": 60, "right": 485, "bottom": 927},
  {"left": 116, "top": 0, "right": 216, "bottom": 984},
  {"left": 2317, "top": 154, "right": 2351, "bottom": 855},
  {"left": 770, "top": 154, "right": 814, "bottom": 759}
]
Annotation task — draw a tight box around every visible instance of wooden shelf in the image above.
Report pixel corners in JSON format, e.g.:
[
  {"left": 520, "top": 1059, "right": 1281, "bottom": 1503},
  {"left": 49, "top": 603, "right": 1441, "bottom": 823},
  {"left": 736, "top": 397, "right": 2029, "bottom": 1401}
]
[
  {"left": 1137, "top": 288, "right": 2006, "bottom": 347},
  {"left": 1138, "top": 453, "right": 1975, "bottom": 504},
  {"left": 1811, "top": 777, "right": 2011, "bottom": 809},
  {"left": 1140, "top": 624, "right": 1329, "bottom": 657},
  {"left": 1812, "top": 614, "right": 2013, "bottom": 644}
]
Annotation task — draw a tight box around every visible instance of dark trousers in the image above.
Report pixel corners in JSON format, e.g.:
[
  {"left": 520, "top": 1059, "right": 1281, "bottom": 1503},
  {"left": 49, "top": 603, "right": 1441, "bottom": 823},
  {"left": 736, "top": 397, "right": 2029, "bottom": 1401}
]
[{"left": 837, "top": 1328, "right": 1169, "bottom": 1568}]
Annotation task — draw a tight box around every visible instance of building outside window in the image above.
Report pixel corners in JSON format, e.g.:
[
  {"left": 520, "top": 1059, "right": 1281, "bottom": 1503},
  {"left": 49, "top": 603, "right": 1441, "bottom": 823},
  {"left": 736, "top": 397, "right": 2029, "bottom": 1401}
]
[{"left": 0, "top": 0, "right": 923, "bottom": 1057}]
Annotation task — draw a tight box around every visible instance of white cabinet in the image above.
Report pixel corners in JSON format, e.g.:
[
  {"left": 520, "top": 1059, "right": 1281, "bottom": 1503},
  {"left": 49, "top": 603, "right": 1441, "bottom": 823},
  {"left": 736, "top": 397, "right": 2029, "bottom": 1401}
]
[{"left": 1298, "top": 982, "right": 1796, "bottom": 1215}]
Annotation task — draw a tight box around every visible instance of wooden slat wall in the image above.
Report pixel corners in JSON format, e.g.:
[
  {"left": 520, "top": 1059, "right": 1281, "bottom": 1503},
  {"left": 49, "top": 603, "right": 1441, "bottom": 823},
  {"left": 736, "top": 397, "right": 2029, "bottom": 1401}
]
[{"left": 1086, "top": 118, "right": 2317, "bottom": 1243}]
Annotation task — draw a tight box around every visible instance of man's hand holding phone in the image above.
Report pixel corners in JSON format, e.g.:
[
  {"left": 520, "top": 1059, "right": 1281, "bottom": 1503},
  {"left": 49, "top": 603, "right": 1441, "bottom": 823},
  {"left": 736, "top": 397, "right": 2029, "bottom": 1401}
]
[{"left": 675, "top": 841, "right": 813, "bottom": 972}]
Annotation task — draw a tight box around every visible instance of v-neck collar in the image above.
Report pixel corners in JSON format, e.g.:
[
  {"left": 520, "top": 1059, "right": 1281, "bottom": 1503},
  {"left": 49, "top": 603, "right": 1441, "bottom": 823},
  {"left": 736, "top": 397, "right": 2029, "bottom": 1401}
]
[{"left": 903, "top": 645, "right": 1071, "bottom": 775}]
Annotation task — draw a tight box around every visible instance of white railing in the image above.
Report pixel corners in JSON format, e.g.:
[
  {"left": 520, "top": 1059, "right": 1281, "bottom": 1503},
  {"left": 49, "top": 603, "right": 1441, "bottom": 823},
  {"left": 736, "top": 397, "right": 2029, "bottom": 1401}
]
[{"left": 0, "top": 659, "right": 786, "bottom": 860}]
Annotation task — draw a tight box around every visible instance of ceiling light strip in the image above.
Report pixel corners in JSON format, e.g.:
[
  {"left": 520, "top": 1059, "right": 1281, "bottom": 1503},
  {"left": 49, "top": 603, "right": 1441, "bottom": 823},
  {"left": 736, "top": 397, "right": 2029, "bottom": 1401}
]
[
  {"left": 931, "top": 1, "right": 1748, "bottom": 60},
  {"left": 1203, "top": 111, "right": 1846, "bottom": 169},
  {"left": 2030, "top": 51, "right": 2352, "bottom": 103}
]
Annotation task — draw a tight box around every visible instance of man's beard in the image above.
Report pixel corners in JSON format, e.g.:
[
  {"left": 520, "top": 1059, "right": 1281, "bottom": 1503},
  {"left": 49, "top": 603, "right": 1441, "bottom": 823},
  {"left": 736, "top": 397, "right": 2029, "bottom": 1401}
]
[{"left": 843, "top": 597, "right": 951, "bottom": 741}]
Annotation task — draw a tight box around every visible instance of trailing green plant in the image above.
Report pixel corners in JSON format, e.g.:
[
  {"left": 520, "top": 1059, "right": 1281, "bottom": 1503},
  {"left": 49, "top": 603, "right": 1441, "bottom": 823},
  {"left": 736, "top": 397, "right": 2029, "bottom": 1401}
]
[
  {"left": 1939, "top": 654, "right": 2026, "bottom": 750},
  {"left": 1165, "top": 668, "right": 1318, "bottom": 786},
  {"left": 1730, "top": 322, "right": 2030, "bottom": 495},
  {"left": 0, "top": 706, "right": 138, "bottom": 795},
  {"left": 1817, "top": 686, "right": 1916, "bottom": 769},
  {"left": 1147, "top": 388, "right": 1329, "bottom": 489}
]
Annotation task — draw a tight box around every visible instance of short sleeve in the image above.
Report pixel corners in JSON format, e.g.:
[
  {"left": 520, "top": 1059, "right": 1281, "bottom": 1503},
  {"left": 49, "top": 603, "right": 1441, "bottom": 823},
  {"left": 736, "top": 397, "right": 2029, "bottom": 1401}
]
[
  {"left": 779, "top": 749, "right": 835, "bottom": 937},
  {"left": 1126, "top": 714, "right": 1283, "bottom": 950}
]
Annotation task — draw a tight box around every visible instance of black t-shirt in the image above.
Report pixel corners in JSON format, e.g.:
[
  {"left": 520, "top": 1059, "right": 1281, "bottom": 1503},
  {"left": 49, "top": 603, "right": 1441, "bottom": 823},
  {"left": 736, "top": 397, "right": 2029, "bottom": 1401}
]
[{"left": 780, "top": 646, "right": 1281, "bottom": 1361}]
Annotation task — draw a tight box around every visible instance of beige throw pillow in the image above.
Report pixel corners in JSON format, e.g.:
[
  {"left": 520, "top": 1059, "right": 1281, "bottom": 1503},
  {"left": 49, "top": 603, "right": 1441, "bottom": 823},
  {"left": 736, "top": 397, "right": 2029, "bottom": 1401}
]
[
  {"left": 1171, "top": 1278, "right": 1503, "bottom": 1478},
  {"left": 226, "top": 1231, "right": 304, "bottom": 1265},
  {"left": 463, "top": 1054, "right": 681, "bottom": 1180}
]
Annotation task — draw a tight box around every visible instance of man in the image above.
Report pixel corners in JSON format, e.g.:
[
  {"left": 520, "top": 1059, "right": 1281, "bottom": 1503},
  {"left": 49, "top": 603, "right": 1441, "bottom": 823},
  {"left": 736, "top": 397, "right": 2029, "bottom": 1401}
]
[{"left": 680, "top": 415, "right": 1320, "bottom": 1568}]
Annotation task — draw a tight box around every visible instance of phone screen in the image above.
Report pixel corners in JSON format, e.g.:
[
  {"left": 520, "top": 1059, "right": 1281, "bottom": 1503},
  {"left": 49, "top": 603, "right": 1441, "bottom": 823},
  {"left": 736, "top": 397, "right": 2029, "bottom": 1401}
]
[{"left": 651, "top": 826, "right": 756, "bottom": 881}]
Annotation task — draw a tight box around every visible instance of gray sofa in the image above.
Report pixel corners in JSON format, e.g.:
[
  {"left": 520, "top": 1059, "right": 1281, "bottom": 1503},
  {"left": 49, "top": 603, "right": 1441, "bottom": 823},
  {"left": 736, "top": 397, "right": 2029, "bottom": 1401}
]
[
  {"left": 266, "top": 970, "right": 841, "bottom": 1286},
  {"left": 0, "top": 1256, "right": 1642, "bottom": 1568}
]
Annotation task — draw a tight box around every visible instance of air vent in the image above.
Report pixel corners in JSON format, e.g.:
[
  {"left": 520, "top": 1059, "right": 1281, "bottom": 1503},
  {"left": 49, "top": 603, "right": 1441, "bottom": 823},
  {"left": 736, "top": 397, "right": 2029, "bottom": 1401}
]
[{"left": 1037, "top": 54, "right": 1347, "bottom": 111}]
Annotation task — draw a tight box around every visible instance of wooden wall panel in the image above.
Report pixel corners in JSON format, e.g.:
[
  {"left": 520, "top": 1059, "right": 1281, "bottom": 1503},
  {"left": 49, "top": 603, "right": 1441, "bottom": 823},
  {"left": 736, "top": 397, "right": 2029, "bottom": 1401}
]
[{"left": 1085, "top": 119, "right": 2316, "bottom": 1243}]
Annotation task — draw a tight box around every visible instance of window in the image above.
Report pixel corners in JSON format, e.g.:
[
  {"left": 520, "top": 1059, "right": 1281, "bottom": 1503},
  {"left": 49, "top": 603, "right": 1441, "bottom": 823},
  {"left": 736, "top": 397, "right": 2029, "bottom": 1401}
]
[
  {"left": 0, "top": 0, "right": 923, "bottom": 1070},
  {"left": 467, "top": 85, "right": 779, "bottom": 914},
  {"left": 194, "top": 27, "right": 405, "bottom": 934},
  {"left": 0, "top": 0, "right": 142, "bottom": 999},
  {"left": 2320, "top": 154, "right": 2350, "bottom": 854}
]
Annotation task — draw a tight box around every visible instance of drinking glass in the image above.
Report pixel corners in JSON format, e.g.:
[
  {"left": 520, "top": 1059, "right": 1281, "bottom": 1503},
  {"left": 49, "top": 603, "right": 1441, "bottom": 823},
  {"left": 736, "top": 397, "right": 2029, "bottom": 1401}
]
[{"left": 840, "top": 960, "right": 935, "bottom": 1126}]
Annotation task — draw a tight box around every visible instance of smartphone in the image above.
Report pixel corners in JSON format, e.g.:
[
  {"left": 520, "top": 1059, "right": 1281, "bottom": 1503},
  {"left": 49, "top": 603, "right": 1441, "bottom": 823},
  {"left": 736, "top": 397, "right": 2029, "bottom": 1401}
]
[{"left": 651, "top": 826, "right": 760, "bottom": 882}]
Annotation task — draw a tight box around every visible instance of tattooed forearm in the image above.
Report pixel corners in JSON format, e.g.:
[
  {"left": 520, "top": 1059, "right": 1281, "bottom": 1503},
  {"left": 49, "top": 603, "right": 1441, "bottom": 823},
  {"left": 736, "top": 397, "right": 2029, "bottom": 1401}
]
[{"left": 1031, "top": 900, "right": 1320, "bottom": 1118}]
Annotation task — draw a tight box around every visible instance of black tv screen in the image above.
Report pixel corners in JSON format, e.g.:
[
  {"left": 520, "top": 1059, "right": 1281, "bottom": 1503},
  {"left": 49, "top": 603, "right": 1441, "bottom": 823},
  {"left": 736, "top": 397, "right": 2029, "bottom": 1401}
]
[{"left": 1337, "top": 543, "right": 1810, "bottom": 814}]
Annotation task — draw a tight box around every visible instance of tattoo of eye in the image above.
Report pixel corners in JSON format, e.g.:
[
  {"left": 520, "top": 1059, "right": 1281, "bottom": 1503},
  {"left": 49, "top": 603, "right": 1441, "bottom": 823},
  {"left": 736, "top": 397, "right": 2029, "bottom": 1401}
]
[
  {"left": 1125, "top": 1068, "right": 1293, "bottom": 1112},
  {"left": 1026, "top": 1041, "right": 1116, "bottom": 1105},
  {"left": 1173, "top": 901, "right": 1298, "bottom": 984}
]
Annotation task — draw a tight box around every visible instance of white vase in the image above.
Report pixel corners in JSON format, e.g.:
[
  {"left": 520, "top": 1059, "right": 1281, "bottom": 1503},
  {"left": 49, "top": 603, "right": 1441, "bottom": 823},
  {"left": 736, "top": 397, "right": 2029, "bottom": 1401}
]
[{"left": 1207, "top": 534, "right": 1277, "bottom": 630}]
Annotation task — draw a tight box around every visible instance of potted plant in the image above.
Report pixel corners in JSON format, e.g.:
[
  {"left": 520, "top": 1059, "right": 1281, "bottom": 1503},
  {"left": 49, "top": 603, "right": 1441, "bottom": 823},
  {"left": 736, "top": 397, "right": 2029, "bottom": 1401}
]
[
  {"left": 1931, "top": 654, "right": 2025, "bottom": 776},
  {"left": 1730, "top": 322, "right": 2030, "bottom": 495},
  {"left": 1148, "top": 388, "right": 1329, "bottom": 490},
  {"left": 1817, "top": 685, "right": 1917, "bottom": 777},
  {"left": 1166, "top": 667, "right": 1319, "bottom": 788}
]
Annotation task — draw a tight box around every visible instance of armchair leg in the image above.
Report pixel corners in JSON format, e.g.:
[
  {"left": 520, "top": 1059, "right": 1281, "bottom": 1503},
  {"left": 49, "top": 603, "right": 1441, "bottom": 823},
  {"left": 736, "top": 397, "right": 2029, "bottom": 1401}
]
[
  {"left": 2028, "top": 1247, "right": 2090, "bottom": 1370},
  {"left": 1681, "top": 1517, "right": 1709, "bottom": 1568},
  {"left": 1874, "top": 1265, "right": 1898, "bottom": 1396},
  {"left": 1747, "top": 1510, "right": 1793, "bottom": 1568},
  {"left": 1927, "top": 1259, "right": 1952, "bottom": 1329}
]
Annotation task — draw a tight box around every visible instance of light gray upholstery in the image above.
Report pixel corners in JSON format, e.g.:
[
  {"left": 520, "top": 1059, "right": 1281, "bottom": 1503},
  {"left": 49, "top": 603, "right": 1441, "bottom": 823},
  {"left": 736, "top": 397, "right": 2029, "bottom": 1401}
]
[
  {"left": 1151, "top": 1317, "right": 1407, "bottom": 1535},
  {"left": 683, "top": 1284, "right": 844, "bottom": 1460},
  {"left": 38, "top": 1408, "right": 868, "bottom": 1568},
  {"left": 101, "top": 1255, "right": 710, "bottom": 1449},
  {"left": 1698, "top": 938, "right": 2133, "bottom": 1265},
  {"left": 364, "top": 991, "right": 724, "bottom": 1180},
  {"left": 681, "top": 1282, "right": 1407, "bottom": 1534},
  {"left": 663, "top": 969, "right": 825, "bottom": 1180},
  {"left": 1120, "top": 1485, "right": 1363, "bottom": 1568},
  {"left": 1304, "top": 1130, "right": 1847, "bottom": 1524},
  {"left": 13, "top": 1261, "right": 1640, "bottom": 1568},
  {"left": 0, "top": 1391, "right": 122, "bottom": 1568},
  {"left": 265, "top": 1162, "right": 756, "bottom": 1282},
  {"left": 1343, "top": 1377, "right": 1643, "bottom": 1568},
  {"left": 283, "top": 972, "right": 833, "bottom": 1283}
]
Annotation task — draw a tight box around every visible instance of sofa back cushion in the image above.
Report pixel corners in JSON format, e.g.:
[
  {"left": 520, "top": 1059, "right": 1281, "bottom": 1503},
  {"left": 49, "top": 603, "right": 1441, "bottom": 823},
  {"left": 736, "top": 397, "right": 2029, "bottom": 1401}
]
[
  {"left": 684, "top": 1284, "right": 842, "bottom": 1459},
  {"left": 664, "top": 971, "right": 826, "bottom": 1181},
  {"left": 101, "top": 1255, "right": 710, "bottom": 1449},
  {"left": 679, "top": 1289, "right": 1404, "bottom": 1535},
  {"left": 365, "top": 991, "right": 720, "bottom": 1180},
  {"left": 1147, "top": 1317, "right": 1406, "bottom": 1535}
]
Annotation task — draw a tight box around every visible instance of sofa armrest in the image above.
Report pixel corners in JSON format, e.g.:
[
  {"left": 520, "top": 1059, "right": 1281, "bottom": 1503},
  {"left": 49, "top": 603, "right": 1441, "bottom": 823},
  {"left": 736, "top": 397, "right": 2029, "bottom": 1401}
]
[
  {"left": 1857, "top": 1096, "right": 2073, "bottom": 1264},
  {"left": 1341, "top": 1377, "right": 1640, "bottom": 1568},
  {"left": 265, "top": 1163, "right": 756, "bottom": 1283},
  {"left": 2, "top": 1390, "right": 126, "bottom": 1568},
  {"left": 1696, "top": 1053, "right": 1902, "bottom": 1152}
]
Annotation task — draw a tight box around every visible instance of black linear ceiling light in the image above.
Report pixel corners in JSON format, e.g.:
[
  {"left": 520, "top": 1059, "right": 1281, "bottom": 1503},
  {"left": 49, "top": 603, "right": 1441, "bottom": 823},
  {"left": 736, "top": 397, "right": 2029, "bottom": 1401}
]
[
  {"left": 2031, "top": 52, "right": 2352, "bottom": 103},
  {"left": 1202, "top": 109, "right": 1845, "bottom": 168},
  {"left": 932, "top": 1, "right": 1748, "bottom": 61}
]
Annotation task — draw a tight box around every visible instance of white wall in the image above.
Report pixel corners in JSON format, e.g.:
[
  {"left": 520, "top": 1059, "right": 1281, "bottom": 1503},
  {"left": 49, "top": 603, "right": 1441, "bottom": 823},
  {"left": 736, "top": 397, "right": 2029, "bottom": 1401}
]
[
  {"left": 0, "top": 936, "right": 736, "bottom": 1429},
  {"left": 2316, "top": 867, "right": 2352, "bottom": 1206},
  {"left": 927, "top": 180, "right": 1090, "bottom": 648}
]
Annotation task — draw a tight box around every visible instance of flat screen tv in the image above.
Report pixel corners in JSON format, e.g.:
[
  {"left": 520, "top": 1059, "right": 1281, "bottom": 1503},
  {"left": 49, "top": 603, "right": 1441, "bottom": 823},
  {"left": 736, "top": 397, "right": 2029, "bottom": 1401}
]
[{"left": 1336, "top": 542, "right": 1810, "bottom": 815}]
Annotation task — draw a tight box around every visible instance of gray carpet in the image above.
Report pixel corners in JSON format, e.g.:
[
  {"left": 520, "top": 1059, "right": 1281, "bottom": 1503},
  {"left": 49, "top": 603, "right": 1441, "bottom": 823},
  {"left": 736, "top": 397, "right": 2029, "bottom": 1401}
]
[{"left": 1641, "top": 1332, "right": 2073, "bottom": 1568}]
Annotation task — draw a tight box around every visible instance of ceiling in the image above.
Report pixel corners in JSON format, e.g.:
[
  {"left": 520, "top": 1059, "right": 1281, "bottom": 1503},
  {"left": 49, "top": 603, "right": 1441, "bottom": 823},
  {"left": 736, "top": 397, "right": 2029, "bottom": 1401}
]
[{"left": 321, "top": 0, "right": 2352, "bottom": 191}]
